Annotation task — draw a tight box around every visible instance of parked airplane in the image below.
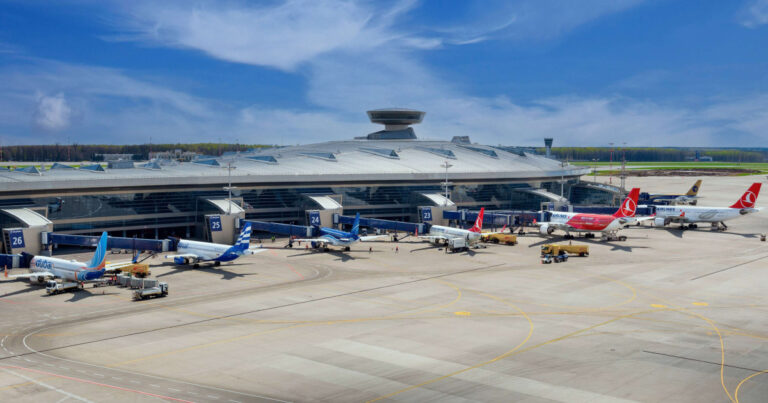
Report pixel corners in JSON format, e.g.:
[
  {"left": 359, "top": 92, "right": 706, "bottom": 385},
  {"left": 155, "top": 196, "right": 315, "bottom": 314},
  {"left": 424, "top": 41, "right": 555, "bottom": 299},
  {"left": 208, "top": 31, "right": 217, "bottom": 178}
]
[
  {"left": 536, "top": 188, "right": 643, "bottom": 241},
  {"left": 165, "top": 223, "right": 264, "bottom": 267},
  {"left": 641, "top": 179, "right": 702, "bottom": 205},
  {"left": 652, "top": 182, "right": 762, "bottom": 230},
  {"left": 5, "top": 232, "right": 108, "bottom": 284},
  {"left": 419, "top": 207, "right": 498, "bottom": 247},
  {"left": 295, "top": 213, "right": 386, "bottom": 251}
]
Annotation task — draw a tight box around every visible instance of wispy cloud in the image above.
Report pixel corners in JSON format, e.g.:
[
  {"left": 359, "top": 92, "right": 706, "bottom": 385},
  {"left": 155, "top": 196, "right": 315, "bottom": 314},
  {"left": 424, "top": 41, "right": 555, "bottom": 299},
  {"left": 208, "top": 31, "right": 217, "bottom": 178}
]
[
  {"left": 740, "top": 0, "right": 768, "bottom": 28},
  {"left": 110, "top": 0, "right": 429, "bottom": 71}
]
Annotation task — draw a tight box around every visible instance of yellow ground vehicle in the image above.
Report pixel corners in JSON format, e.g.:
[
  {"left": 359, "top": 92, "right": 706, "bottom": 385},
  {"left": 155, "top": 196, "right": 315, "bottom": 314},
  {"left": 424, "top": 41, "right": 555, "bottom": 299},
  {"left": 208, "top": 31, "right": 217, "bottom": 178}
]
[
  {"left": 540, "top": 244, "right": 589, "bottom": 257},
  {"left": 107, "top": 262, "right": 151, "bottom": 278},
  {"left": 481, "top": 233, "right": 517, "bottom": 245}
]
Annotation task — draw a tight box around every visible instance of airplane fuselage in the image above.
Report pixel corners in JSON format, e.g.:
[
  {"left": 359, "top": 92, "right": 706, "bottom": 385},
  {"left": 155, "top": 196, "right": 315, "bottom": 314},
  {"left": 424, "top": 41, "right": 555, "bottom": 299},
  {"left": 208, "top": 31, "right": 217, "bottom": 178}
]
[
  {"left": 654, "top": 206, "right": 754, "bottom": 223},
  {"left": 28, "top": 256, "right": 104, "bottom": 282},
  {"left": 428, "top": 225, "right": 482, "bottom": 244},
  {"left": 177, "top": 240, "right": 241, "bottom": 262},
  {"left": 548, "top": 212, "right": 623, "bottom": 232}
]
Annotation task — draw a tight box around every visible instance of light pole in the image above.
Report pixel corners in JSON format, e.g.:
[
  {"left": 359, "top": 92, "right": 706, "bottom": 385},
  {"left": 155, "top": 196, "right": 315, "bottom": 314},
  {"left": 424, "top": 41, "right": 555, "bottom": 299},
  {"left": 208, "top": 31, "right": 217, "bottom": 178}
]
[
  {"left": 441, "top": 161, "right": 453, "bottom": 206},
  {"left": 592, "top": 158, "right": 599, "bottom": 183},
  {"left": 223, "top": 161, "right": 237, "bottom": 214}
]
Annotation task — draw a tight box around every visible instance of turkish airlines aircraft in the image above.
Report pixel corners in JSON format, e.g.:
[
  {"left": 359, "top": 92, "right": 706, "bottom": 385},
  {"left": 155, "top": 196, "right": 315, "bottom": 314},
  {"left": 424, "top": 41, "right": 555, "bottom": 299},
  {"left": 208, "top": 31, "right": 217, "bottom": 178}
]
[
  {"left": 653, "top": 183, "right": 762, "bottom": 230},
  {"left": 536, "top": 188, "right": 642, "bottom": 241},
  {"left": 419, "top": 207, "right": 502, "bottom": 246}
]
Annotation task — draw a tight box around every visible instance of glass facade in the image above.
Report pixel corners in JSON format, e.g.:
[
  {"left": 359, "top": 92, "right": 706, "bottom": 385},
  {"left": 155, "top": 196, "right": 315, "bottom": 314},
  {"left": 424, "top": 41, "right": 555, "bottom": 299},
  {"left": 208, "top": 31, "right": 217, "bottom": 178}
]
[{"left": 0, "top": 181, "right": 613, "bottom": 238}]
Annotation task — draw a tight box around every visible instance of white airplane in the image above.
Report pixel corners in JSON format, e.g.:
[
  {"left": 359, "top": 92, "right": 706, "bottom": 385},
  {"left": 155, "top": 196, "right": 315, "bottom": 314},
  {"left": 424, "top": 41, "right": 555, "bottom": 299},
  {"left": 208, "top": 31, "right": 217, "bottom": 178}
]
[
  {"left": 419, "top": 207, "right": 496, "bottom": 246},
  {"left": 536, "top": 188, "right": 644, "bottom": 241},
  {"left": 642, "top": 179, "right": 702, "bottom": 205},
  {"left": 5, "top": 232, "right": 108, "bottom": 284},
  {"left": 295, "top": 213, "right": 387, "bottom": 252},
  {"left": 652, "top": 182, "right": 762, "bottom": 230},
  {"left": 165, "top": 223, "right": 264, "bottom": 267}
]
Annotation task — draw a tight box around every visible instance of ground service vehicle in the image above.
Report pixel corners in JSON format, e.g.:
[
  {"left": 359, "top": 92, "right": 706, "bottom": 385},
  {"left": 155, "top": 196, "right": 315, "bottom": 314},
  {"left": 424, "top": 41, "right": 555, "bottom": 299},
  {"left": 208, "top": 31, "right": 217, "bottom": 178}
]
[
  {"left": 133, "top": 282, "right": 168, "bottom": 300},
  {"left": 109, "top": 263, "right": 151, "bottom": 278},
  {"left": 481, "top": 233, "right": 517, "bottom": 245},
  {"left": 46, "top": 280, "right": 82, "bottom": 295},
  {"left": 447, "top": 238, "right": 468, "bottom": 253},
  {"left": 541, "top": 244, "right": 589, "bottom": 257}
]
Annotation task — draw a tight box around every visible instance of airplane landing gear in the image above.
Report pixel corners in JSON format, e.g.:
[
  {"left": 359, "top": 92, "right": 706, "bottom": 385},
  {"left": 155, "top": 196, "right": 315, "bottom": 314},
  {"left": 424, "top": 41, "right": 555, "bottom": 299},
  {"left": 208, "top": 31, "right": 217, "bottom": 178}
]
[
  {"left": 193, "top": 263, "right": 200, "bottom": 268},
  {"left": 214, "top": 261, "right": 221, "bottom": 266},
  {"left": 344, "top": 246, "right": 351, "bottom": 252}
]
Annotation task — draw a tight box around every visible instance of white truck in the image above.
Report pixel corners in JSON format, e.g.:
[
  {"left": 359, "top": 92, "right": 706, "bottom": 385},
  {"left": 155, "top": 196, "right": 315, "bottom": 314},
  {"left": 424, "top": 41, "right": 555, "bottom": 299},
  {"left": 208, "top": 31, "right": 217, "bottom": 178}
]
[
  {"left": 447, "top": 237, "right": 468, "bottom": 253},
  {"left": 46, "top": 280, "right": 82, "bottom": 295},
  {"left": 133, "top": 282, "right": 168, "bottom": 301}
]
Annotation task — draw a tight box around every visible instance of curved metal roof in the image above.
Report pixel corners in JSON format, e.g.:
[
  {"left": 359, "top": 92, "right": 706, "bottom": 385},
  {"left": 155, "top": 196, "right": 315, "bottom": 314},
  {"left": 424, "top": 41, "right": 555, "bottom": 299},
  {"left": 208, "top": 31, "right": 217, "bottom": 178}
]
[{"left": 0, "top": 138, "right": 589, "bottom": 194}]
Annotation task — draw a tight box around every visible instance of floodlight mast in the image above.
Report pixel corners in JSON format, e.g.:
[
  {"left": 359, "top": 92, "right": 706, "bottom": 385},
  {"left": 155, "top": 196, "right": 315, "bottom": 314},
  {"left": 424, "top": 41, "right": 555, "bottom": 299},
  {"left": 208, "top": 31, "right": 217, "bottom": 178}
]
[{"left": 441, "top": 161, "right": 453, "bottom": 206}]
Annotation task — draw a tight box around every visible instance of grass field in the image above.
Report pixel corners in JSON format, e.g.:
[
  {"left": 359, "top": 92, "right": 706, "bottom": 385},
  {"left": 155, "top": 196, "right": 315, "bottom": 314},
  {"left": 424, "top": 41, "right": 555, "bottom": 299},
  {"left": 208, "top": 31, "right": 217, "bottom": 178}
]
[
  {"left": 570, "top": 161, "right": 768, "bottom": 176},
  {"left": 570, "top": 161, "right": 768, "bottom": 169}
]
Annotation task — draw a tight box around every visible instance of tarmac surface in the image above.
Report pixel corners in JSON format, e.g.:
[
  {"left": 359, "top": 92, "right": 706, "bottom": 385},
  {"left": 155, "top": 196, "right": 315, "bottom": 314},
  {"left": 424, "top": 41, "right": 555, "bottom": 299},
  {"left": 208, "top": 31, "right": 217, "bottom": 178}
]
[{"left": 1, "top": 175, "right": 767, "bottom": 402}]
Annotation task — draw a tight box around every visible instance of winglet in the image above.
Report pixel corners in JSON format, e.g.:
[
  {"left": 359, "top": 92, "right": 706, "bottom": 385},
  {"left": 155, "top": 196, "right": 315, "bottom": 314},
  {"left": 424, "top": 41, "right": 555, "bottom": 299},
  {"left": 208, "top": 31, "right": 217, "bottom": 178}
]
[
  {"left": 730, "top": 183, "right": 761, "bottom": 209},
  {"left": 469, "top": 208, "right": 485, "bottom": 233},
  {"left": 613, "top": 188, "right": 640, "bottom": 218},
  {"left": 86, "top": 232, "right": 108, "bottom": 270}
]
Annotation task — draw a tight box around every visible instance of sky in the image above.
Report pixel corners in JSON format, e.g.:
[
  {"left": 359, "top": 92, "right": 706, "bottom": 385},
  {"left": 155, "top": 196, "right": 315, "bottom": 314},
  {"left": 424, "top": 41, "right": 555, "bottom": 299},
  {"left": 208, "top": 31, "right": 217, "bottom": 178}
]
[{"left": 0, "top": 0, "right": 767, "bottom": 147}]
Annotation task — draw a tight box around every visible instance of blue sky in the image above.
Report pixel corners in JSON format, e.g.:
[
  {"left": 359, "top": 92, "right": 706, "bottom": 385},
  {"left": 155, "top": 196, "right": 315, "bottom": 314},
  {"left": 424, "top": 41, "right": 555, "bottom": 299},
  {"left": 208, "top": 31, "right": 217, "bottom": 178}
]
[{"left": 0, "top": 0, "right": 767, "bottom": 146}]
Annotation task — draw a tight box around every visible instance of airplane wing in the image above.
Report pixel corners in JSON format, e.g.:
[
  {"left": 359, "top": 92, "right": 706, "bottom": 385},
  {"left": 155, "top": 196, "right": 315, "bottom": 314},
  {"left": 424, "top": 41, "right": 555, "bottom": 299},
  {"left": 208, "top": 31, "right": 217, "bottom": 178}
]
[
  {"left": 358, "top": 235, "right": 388, "bottom": 242},
  {"left": 618, "top": 216, "right": 655, "bottom": 225},
  {"left": 7, "top": 271, "right": 54, "bottom": 280},
  {"left": 534, "top": 222, "right": 575, "bottom": 232},
  {"left": 105, "top": 260, "right": 137, "bottom": 270},
  {"left": 243, "top": 247, "right": 267, "bottom": 255}
]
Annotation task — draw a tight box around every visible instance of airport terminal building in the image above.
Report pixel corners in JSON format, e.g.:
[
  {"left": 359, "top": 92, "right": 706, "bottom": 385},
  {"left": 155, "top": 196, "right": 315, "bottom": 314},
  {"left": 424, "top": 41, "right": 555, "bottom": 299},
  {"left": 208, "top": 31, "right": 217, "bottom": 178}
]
[{"left": 0, "top": 109, "right": 609, "bottom": 252}]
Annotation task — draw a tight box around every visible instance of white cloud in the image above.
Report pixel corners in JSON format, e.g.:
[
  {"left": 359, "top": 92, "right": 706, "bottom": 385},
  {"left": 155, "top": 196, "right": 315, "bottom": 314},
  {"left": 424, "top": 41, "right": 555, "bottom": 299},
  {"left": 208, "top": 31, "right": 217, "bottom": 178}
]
[
  {"left": 740, "top": 0, "right": 768, "bottom": 27},
  {"left": 34, "top": 93, "right": 72, "bottom": 130},
  {"left": 112, "top": 0, "right": 429, "bottom": 71}
]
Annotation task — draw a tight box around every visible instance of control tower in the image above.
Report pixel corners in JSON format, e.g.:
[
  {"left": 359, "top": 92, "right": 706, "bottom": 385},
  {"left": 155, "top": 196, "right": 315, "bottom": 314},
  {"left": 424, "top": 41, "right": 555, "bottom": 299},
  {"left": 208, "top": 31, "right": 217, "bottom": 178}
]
[{"left": 364, "top": 108, "right": 425, "bottom": 140}]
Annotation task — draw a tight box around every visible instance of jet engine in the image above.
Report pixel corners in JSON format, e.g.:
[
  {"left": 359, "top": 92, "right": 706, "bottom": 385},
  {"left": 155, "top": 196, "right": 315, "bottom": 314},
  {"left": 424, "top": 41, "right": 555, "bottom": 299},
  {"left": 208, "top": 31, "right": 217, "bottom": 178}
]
[
  {"left": 653, "top": 217, "right": 669, "bottom": 227},
  {"left": 539, "top": 224, "right": 554, "bottom": 235},
  {"left": 29, "top": 274, "right": 46, "bottom": 284}
]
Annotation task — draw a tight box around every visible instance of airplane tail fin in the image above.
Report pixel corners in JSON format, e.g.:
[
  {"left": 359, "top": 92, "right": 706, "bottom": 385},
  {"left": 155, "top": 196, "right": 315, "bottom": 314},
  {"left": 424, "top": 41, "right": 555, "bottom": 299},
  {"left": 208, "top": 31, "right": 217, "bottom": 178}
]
[
  {"left": 235, "top": 223, "right": 253, "bottom": 251},
  {"left": 686, "top": 180, "right": 702, "bottom": 196},
  {"left": 469, "top": 208, "right": 485, "bottom": 233},
  {"left": 351, "top": 213, "right": 360, "bottom": 237},
  {"left": 730, "top": 183, "right": 761, "bottom": 209},
  {"left": 613, "top": 188, "right": 640, "bottom": 218},
  {"left": 86, "top": 232, "right": 108, "bottom": 270}
]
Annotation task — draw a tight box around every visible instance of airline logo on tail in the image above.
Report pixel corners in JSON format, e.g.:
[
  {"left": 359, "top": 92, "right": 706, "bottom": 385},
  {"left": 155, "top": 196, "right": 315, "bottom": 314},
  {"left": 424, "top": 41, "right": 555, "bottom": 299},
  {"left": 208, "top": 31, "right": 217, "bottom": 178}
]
[
  {"left": 686, "top": 180, "right": 702, "bottom": 196},
  {"left": 469, "top": 208, "right": 485, "bottom": 233},
  {"left": 234, "top": 223, "right": 253, "bottom": 251},
  {"left": 613, "top": 188, "right": 640, "bottom": 218},
  {"left": 730, "top": 183, "right": 761, "bottom": 209},
  {"left": 86, "top": 232, "right": 108, "bottom": 270}
]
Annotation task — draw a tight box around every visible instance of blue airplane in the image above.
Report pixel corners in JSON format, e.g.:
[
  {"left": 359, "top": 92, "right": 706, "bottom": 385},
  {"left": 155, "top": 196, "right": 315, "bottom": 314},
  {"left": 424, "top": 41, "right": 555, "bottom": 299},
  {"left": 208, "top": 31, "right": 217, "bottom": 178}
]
[
  {"left": 165, "top": 223, "right": 264, "bottom": 267},
  {"left": 295, "top": 213, "right": 386, "bottom": 251}
]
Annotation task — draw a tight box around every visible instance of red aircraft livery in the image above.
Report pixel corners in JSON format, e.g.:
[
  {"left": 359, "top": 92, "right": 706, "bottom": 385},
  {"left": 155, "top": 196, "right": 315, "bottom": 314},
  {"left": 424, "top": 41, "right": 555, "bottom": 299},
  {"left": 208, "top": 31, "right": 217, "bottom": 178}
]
[{"left": 536, "top": 188, "right": 641, "bottom": 240}]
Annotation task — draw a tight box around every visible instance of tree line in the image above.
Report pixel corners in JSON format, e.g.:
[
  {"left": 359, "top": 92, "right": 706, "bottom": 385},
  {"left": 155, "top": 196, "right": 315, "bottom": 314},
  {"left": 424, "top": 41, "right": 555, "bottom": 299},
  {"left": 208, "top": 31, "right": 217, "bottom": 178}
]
[
  {"left": 0, "top": 143, "right": 765, "bottom": 163},
  {"left": 0, "top": 143, "right": 269, "bottom": 162},
  {"left": 535, "top": 147, "right": 767, "bottom": 163}
]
